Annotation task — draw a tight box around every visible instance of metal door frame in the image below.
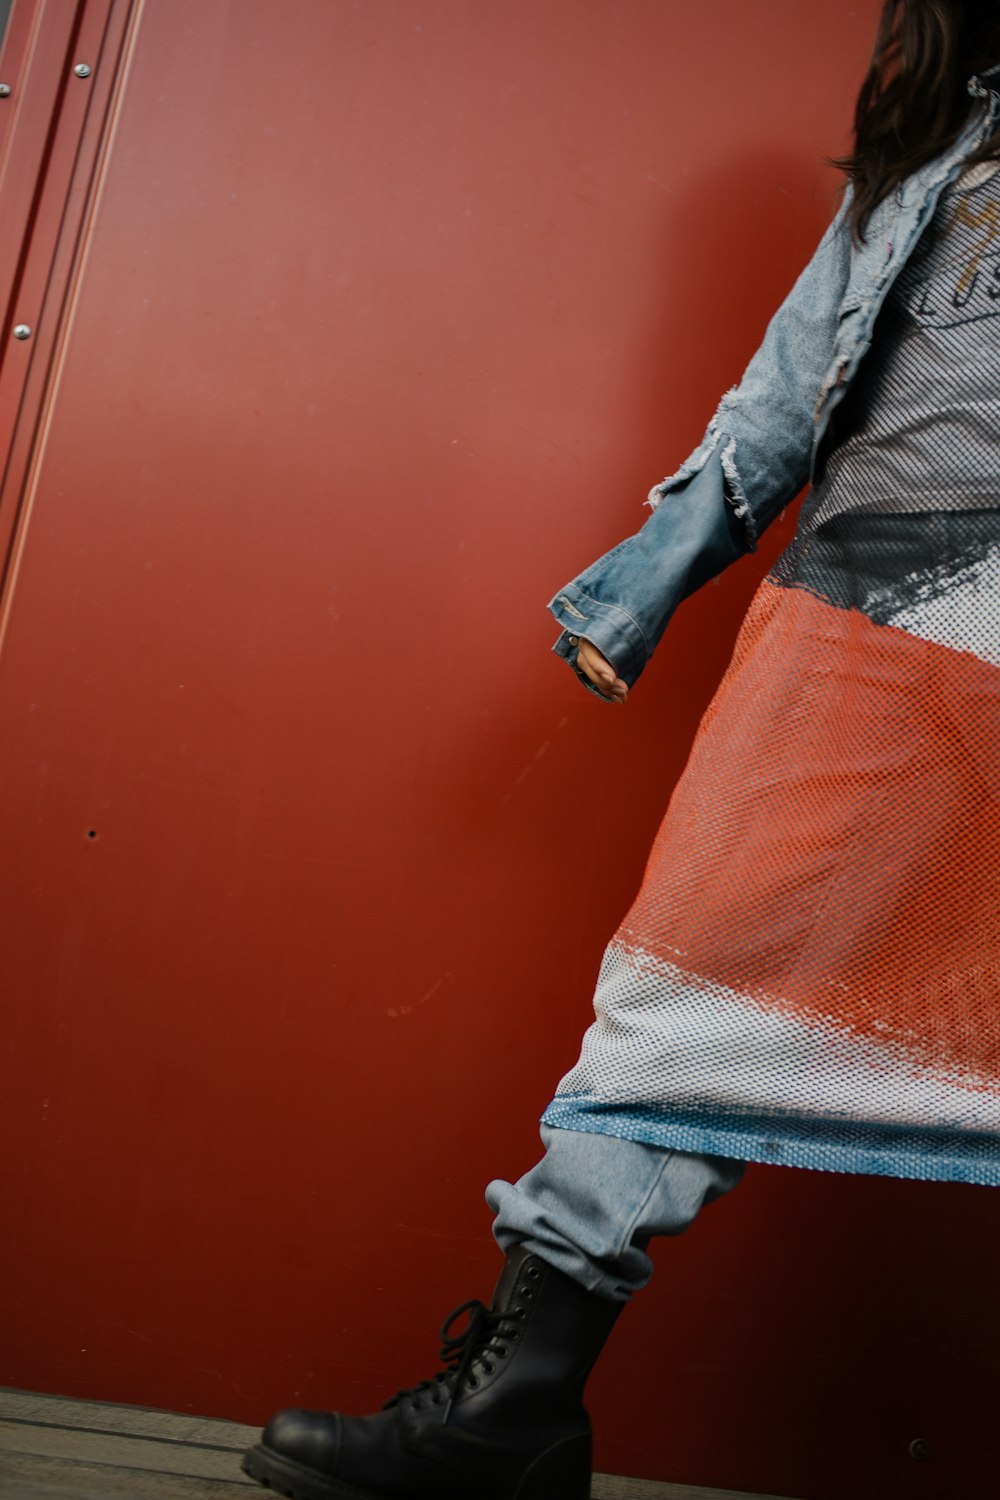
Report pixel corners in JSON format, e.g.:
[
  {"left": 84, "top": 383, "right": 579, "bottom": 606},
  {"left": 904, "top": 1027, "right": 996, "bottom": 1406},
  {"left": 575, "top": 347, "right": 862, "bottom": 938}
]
[{"left": 0, "top": 0, "right": 138, "bottom": 615}]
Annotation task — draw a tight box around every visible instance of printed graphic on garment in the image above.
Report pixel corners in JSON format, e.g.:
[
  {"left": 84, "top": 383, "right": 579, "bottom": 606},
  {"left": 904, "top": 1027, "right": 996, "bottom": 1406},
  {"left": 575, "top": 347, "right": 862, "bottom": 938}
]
[
  {"left": 807, "top": 164, "right": 1000, "bottom": 525},
  {"left": 903, "top": 163, "right": 1000, "bottom": 326}
]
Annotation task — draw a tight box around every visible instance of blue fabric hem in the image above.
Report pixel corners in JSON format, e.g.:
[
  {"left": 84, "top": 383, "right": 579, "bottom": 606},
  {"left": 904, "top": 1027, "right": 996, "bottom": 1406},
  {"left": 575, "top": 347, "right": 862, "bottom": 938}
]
[{"left": 541, "top": 1096, "right": 1000, "bottom": 1188}]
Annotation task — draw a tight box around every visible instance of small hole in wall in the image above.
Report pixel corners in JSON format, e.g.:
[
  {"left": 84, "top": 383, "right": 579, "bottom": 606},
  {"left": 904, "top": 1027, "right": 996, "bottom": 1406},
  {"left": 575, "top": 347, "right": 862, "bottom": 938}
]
[{"left": 85, "top": 828, "right": 98, "bottom": 841}]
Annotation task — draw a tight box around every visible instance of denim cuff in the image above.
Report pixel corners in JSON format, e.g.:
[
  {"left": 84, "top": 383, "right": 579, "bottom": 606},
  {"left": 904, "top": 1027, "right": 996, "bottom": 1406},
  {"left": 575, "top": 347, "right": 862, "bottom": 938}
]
[
  {"left": 546, "top": 453, "right": 747, "bottom": 697},
  {"left": 548, "top": 583, "right": 647, "bottom": 699}
]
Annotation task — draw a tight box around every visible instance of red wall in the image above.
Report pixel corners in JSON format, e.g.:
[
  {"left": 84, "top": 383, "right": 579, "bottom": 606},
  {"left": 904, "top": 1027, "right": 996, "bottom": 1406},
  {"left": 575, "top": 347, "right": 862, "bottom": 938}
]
[{"left": 3, "top": 4, "right": 998, "bottom": 1498}]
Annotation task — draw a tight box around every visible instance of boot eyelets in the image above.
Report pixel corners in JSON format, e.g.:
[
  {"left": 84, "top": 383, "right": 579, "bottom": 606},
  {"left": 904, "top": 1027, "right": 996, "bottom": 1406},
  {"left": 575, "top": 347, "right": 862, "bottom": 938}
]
[
  {"left": 468, "top": 1375, "right": 479, "bottom": 1389},
  {"left": 496, "top": 1345, "right": 508, "bottom": 1358},
  {"left": 526, "top": 1265, "right": 541, "bottom": 1279}
]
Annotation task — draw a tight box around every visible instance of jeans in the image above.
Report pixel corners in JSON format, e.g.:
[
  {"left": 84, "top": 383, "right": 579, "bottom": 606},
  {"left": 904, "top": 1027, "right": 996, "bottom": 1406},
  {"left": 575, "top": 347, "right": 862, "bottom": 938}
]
[{"left": 486, "top": 1125, "right": 745, "bottom": 1302}]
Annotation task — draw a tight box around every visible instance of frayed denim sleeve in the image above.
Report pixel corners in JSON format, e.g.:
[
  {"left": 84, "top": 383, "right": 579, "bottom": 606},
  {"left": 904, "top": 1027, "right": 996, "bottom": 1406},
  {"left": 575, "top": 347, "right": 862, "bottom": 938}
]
[
  {"left": 548, "top": 454, "right": 745, "bottom": 696},
  {"left": 648, "top": 189, "right": 854, "bottom": 547},
  {"left": 549, "top": 190, "right": 855, "bottom": 699}
]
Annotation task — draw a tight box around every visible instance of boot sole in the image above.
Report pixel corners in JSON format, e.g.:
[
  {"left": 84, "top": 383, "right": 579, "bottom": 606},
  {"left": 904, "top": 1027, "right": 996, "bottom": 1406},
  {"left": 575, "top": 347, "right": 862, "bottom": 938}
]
[
  {"left": 242, "top": 1433, "right": 591, "bottom": 1500},
  {"left": 243, "top": 1444, "right": 371, "bottom": 1500}
]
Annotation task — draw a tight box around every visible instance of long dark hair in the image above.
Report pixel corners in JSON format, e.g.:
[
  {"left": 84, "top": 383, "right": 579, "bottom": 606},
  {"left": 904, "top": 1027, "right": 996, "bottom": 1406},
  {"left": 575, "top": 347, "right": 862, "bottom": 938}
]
[{"left": 836, "top": 0, "right": 1000, "bottom": 239}]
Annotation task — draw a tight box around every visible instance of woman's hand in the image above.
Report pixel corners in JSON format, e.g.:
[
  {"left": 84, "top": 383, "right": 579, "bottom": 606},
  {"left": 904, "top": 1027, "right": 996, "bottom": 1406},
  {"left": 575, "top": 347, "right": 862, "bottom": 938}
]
[{"left": 575, "top": 638, "right": 629, "bottom": 704}]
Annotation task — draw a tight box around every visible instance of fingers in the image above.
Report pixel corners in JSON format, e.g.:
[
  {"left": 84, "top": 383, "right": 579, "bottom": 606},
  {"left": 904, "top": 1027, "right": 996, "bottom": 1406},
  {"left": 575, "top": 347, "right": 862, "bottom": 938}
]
[{"left": 574, "top": 637, "right": 629, "bottom": 704}]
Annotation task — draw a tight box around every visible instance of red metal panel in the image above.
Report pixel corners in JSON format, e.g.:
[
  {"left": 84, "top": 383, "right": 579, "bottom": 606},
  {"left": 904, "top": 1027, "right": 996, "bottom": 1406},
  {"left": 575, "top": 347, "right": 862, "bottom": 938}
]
[{"left": 2, "top": 4, "right": 997, "bottom": 1498}]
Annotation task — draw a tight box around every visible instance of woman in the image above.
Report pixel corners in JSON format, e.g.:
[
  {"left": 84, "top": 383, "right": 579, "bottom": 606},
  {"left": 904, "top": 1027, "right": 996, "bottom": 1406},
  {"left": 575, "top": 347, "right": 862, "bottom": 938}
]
[{"left": 245, "top": 4, "right": 1000, "bottom": 1497}]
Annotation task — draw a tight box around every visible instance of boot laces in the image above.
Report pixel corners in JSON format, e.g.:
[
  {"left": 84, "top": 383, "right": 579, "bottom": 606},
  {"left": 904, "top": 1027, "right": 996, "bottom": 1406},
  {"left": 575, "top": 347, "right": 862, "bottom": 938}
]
[{"left": 383, "top": 1295, "right": 525, "bottom": 1423}]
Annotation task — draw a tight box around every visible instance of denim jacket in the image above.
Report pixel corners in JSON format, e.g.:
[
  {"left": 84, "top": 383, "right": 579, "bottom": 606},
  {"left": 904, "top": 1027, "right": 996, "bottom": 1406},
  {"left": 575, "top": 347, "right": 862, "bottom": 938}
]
[{"left": 549, "top": 68, "right": 1000, "bottom": 694}]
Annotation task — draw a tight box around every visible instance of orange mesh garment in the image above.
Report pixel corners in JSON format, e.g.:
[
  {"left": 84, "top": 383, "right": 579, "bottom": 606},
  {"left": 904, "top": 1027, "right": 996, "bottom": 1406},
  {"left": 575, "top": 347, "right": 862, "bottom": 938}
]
[
  {"left": 544, "top": 512, "right": 1000, "bottom": 1183},
  {"left": 546, "top": 173, "right": 1000, "bottom": 1181}
]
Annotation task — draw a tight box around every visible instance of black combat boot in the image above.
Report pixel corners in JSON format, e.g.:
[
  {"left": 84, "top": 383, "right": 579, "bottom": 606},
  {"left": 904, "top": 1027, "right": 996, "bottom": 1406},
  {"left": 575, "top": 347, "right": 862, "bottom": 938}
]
[{"left": 242, "top": 1244, "right": 623, "bottom": 1500}]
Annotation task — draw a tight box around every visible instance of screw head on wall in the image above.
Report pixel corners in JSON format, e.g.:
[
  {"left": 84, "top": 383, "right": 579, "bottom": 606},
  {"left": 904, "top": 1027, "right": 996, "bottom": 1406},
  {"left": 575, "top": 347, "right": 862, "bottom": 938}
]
[
  {"left": 74, "top": 64, "right": 92, "bottom": 79},
  {"left": 0, "top": 84, "right": 11, "bottom": 98},
  {"left": 13, "top": 325, "right": 32, "bottom": 340}
]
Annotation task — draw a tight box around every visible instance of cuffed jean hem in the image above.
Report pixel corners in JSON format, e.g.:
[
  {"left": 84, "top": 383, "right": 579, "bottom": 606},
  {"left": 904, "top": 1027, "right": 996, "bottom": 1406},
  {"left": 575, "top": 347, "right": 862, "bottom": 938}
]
[{"left": 485, "top": 1123, "right": 745, "bottom": 1302}]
